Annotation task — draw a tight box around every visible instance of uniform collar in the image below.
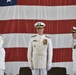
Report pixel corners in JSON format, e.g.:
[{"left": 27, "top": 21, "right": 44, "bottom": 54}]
[{"left": 37, "top": 34, "right": 45, "bottom": 38}]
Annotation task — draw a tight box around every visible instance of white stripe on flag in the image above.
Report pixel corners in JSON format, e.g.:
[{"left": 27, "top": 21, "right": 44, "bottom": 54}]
[
  {"left": 2, "top": 33, "right": 72, "bottom": 48},
  {"left": 0, "top": 5, "right": 76, "bottom": 20},
  {"left": 5, "top": 62, "right": 73, "bottom": 75}
]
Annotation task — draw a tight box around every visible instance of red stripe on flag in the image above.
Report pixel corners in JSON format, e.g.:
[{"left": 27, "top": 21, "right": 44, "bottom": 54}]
[
  {"left": 5, "top": 48, "right": 28, "bottom": 62},
  {"left": 5, "top": 48, "right": 72, "bottom": 62},
  {"left": 0, "top": 20, "right": 76, "bottom": 34},
  {"left": 18, "top": 0, "right": 76, "bottom": 6},
  {"left": 53, "top": 48, "right": 72, "bottom": 62}
]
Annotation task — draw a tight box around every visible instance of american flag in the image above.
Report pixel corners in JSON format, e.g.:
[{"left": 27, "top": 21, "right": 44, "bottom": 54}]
[{"left": 0, "top": 0, "right": 76, "bottom": 75}]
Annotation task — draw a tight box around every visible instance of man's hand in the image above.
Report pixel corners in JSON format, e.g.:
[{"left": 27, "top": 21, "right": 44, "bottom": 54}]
[
  {"left": 46, "top": 66, "right": 51, "bottom": 71},
  {"left": 30, "top": 66, "right": 34, "bottom": 70}
]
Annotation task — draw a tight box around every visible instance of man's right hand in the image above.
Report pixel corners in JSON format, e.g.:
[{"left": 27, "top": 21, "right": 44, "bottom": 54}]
[{"left": 30, "top": 66, "right": 34, "bottom": 70}]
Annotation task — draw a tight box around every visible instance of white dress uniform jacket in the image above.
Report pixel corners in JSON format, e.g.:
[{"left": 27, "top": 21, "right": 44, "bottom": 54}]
[
  {"left": 28, "top": 34, "right": 53, "bottom": 69},
  {"left": 0, "top": 36, "right": 5, "bottom": 70},
  {"left": 72, "top": 39, "right": 76, "bottom": 72}
]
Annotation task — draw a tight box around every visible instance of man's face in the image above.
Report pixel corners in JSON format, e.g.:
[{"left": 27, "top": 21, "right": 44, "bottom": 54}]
[
  {"left": 72, "top": 33, "right": 76, "bottom": 39},
  {"left": 36, "top": 28, "right": 44, "bottom": 35}
]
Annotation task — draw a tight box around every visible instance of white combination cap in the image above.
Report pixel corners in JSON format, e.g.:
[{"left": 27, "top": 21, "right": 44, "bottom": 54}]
[
  {"left": 72, "top": 26, "right": 76, "bottom": 33},
  {"left": 34, "top": 22, "right": 46, "bottom": 29}
]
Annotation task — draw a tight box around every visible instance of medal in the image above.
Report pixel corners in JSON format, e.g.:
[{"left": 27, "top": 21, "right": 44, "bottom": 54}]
[{"left": 43, "top": 39, "right": 47, "bottom": 45}]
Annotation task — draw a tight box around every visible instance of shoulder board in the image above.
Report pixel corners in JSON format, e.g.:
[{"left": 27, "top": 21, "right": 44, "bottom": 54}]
[
  {"left": 0, "top": 34, "right": 3, "bottom": 37},
  {"left": 31, "top": 35, "right": 37, "bottom": 38},
  {"left": 45, "top": 36, "right": 50, "bottom": 38}
]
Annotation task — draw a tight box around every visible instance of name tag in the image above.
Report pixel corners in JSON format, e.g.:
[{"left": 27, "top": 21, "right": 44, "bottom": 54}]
[{"left": 33, "top": 40, "right": 37, "bottom": 42}]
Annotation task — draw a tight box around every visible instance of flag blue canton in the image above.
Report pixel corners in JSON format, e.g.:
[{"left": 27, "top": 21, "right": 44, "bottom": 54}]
[{"left": 0, "top": 0, "right": 17, "bottom": 6}]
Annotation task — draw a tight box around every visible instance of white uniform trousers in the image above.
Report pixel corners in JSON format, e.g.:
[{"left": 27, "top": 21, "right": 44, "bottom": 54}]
[
  {"left": 0, "top": 69, "right": 4, "bottom": 75},
  {"left": 32, "top": 69, "right": 47, "bottom": 75}
]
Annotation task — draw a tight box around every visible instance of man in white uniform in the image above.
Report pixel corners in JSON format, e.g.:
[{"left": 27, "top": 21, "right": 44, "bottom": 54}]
[
  {"left": 72, "top": 26, "right": 76, "bottom": 75},
  {"left": 27, "top": 22, "right": 53, "bottom": 75},
  {"left": 0, "top": 35, "right": 5, "bottom": 75}
]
